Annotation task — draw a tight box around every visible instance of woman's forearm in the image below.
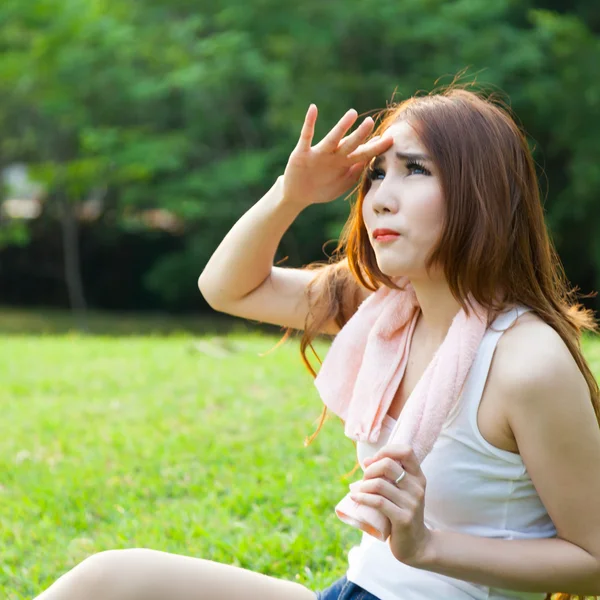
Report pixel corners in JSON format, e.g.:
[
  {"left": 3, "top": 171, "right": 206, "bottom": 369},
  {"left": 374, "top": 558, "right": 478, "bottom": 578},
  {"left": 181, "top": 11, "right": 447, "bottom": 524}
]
[
  {"left": 197, "top": 176, "right": 306, "bottom": 307},
  {"left": 413, "top": 529, "right": 600, "bottom": 596}
]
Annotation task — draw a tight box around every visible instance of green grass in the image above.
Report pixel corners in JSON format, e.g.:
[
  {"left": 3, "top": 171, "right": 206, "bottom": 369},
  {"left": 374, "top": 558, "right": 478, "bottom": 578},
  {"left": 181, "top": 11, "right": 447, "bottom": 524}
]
[
  {"left": 0, "top": 305, "right": 275, "bottom": 336},
  {"left": 0, "top": 313, "right": 361, "bottom": 599},
  {"left": 2, "top": 309, "right": 600, "bottom": 599}
]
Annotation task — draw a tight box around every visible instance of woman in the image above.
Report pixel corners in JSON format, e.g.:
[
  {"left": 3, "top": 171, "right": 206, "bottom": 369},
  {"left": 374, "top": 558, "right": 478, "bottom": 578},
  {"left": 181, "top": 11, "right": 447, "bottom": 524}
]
[{"left": 35, "top": 87, "right": 600, "bottom": 600}]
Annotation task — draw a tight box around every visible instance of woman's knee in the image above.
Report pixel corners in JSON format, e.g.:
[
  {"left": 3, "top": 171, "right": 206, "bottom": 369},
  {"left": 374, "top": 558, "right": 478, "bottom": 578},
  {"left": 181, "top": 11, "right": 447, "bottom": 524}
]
[
  {"left": 76, "top": 549, "right": 125, "bottom": 582},
  {"left": 35, "top": 549, "right": 128, "bottom": 600},
  {"left": 66, "top": 548, "right": 147, "bottom": 599},
  {"left": 79, "top": 548, "right": 130, "bottom": 574}
]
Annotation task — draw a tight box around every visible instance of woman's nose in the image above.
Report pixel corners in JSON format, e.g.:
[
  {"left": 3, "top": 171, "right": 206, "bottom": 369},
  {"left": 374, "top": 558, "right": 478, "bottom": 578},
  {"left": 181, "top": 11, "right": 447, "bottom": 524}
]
[{"left": 371, "top": 185, "right": 399, "bottom": 214}]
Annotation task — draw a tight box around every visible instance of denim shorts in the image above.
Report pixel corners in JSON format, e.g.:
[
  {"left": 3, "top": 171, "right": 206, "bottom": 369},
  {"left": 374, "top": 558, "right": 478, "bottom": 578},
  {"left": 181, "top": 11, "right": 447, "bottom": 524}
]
[{"left": 314, "top": 575, "right": 379, "bottom": 600}]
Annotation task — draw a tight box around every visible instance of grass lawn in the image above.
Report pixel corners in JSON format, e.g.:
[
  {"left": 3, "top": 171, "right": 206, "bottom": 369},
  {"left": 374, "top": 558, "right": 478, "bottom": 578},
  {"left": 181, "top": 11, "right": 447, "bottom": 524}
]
[{"left": 2, "top": 308, "right": 600, "bottom": 599}]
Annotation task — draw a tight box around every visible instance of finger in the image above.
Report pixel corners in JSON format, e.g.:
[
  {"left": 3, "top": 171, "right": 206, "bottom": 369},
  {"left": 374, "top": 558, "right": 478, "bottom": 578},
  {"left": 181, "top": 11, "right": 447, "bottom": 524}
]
[
  {"left": 337, "top": 116, "right": 375, "bottom": 155},
  {"left": 354, "top": 136, "right": 380, "bottom": 171},
  {"left": 363, "top": 456, "right": 406, "bottom": 484},
  {"left": 356, "top": 478, "right": 415, "bottom": 507},
  {"left": 367, "top": 443, "right": 412, "bottom": 466},
  {"left": 349, "top": 490, "right": 407, "bottom": 522},
  {"left": 366, "top": 444, "right": 421, "bottom": 477},
  {"left": 345, "top": 161, "right": 367, "bottom": 185},
  {"left": 386, "top": 445, "right": 421, "bottom": 477},
  {"left": 316, "top": 108, "right": 358, "bottom": 152},
  {"left": 347, "top": 134, "right": 394, "bottom": 164},
  {"left": 341, "top": 134, "right": 379, "bottom": 147},
  {"left": 364, "top": 446, "right": 409, "bottom": 469},
  {"left": 296, "top": 104, "right": 318, "bottom": 151}
]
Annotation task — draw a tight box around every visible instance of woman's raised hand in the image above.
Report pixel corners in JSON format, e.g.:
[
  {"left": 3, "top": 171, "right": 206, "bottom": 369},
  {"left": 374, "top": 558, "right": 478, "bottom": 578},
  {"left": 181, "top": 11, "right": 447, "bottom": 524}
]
[{"left": 282, "top": 104, "right": 394, "bottom": 208}]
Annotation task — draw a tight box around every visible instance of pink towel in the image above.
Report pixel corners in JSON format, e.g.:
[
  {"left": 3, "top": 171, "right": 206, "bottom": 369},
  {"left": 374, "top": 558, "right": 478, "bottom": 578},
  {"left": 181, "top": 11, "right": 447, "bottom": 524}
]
[{"left": 314, "top": 277, "right": 489, "bottom": 541}]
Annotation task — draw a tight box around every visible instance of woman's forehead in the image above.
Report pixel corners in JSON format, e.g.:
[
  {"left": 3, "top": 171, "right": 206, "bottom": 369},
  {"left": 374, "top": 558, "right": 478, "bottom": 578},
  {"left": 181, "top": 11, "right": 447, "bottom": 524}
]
[
  {"left": 371, "top": 120, "right": 428, "bottom": 165},
  {"left": 383, "top": 120, "right": 423, "bottom": 151}
]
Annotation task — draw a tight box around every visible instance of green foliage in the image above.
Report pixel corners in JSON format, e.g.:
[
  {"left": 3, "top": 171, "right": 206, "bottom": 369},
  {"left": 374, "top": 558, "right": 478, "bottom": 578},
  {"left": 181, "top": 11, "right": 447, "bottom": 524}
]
[
  {"left": 0, "top": 0, "right": 599, "bottom": 309},
  {"left": 0, "top": 221, "right": 30, "bottom": 248}
]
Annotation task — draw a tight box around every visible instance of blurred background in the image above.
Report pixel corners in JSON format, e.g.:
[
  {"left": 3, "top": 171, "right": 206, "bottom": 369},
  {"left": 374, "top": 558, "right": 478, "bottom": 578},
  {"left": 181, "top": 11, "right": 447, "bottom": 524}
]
[
  {"left": 1, "top": 0, "right": 599, "bottom": 333},
  {"left": 2, "top": 3, "right": 600, "bottom": 597}
]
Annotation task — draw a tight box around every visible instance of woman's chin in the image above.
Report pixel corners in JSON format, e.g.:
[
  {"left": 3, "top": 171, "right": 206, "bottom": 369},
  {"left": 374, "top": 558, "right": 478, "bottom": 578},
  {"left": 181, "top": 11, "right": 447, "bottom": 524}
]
[{"left": 376, "top": 263, "right": 411, "bottom": 280}]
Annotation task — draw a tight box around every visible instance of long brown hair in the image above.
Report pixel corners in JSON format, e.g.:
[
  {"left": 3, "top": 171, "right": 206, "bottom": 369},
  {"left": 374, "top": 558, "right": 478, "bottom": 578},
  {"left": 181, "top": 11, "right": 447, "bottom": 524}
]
[{"left": 281, "top": 86, "right": 599, "bottom": 600}]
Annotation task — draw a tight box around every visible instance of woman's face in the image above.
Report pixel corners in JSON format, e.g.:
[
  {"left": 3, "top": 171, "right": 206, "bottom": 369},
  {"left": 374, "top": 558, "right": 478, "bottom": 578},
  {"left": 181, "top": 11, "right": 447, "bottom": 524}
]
[{"left": 362, "top": 120, "right": 445, "bottom": 281}]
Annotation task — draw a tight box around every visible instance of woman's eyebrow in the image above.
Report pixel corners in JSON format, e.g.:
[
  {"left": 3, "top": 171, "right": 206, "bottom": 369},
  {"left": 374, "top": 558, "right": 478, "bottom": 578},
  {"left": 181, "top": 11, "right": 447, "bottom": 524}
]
[
  {"left": 371, "top": 151, "right": 431, "bottom": 168},
  {"left": 396, "top": 151, "right": 431, "bottom": 162}
]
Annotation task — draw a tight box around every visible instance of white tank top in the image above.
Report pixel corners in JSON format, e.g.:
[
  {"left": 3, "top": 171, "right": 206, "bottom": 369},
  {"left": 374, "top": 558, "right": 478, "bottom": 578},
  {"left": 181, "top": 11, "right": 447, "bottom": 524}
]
[{"left": 346, "top": 305, "right": 557, "bottom": 600}]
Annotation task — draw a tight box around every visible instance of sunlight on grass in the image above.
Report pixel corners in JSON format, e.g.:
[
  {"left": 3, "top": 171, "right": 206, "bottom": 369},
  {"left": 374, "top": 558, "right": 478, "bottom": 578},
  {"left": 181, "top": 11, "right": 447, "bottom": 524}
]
[
  {"left": 0, "top": 323, "right": 357, "bottom": 598},
  {"left": 1, "top": 311, "right": 599, "bottom": 599}
]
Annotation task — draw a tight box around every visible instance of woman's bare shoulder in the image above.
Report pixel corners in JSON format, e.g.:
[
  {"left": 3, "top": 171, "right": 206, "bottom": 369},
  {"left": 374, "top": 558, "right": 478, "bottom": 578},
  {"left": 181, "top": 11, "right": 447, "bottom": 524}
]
[
  {"left": 483, "top": 310, "right": 590, "bottom": 453},
  {"left": 498, "top": 310, "right": 573, "bottom": 357},
  {"left": 492, "top": 310, "right": 587, "bottom": 396}
]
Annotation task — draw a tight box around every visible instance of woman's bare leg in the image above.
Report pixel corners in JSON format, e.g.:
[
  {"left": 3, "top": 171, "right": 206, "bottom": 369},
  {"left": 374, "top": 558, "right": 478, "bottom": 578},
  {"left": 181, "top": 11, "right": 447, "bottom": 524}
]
[{"left": 34, "top": 548, "right": 317, "bottom": 600}]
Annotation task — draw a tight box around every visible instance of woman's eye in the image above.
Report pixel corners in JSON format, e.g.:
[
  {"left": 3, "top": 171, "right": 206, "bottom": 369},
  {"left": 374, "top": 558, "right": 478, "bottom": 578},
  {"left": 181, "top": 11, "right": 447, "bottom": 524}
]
[
  {"left": 367, "top": 167, "right": 385, "bottom": 181},
  {"left": 367, "top": 162, "right": 431, "bottom": 180},
  {"left": 406, "top": 161, "right": 431, "bottom": 176}
]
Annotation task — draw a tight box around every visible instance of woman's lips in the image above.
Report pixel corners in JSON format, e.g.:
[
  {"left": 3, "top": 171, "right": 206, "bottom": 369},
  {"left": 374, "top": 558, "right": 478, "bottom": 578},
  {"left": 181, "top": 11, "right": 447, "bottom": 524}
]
[{"left": 374, "top": 233, "right": 400, "bottom": 242}]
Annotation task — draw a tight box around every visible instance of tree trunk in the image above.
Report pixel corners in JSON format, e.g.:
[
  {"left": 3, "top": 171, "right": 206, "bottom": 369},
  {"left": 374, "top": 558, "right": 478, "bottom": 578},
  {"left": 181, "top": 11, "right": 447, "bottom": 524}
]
[{"left": 59, "top": 196, "right": 88, "bottom": 331}]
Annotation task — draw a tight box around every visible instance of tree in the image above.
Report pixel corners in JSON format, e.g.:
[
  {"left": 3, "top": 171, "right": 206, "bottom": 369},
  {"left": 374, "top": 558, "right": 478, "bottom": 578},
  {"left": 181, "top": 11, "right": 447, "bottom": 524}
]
[{"left": 1, "top": 0, "right": 599, "bottom": 312}]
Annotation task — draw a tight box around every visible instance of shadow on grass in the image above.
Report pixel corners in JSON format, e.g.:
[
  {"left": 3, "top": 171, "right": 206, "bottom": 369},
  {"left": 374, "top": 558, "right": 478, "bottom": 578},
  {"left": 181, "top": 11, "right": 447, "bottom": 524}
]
[{"left": 0, "top": 305, "right": 294, "bottom": 337}]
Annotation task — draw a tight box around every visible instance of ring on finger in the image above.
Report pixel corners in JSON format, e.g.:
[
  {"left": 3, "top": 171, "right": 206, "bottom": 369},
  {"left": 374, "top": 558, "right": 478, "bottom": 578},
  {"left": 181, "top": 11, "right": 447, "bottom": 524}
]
[{"left": 394, "top": 470, "right": 406, "bottom": 485}]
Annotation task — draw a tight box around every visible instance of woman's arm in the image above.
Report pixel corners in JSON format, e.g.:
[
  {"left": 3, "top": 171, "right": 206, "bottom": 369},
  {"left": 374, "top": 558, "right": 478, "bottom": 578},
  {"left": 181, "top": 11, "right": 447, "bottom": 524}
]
[
  {"left": 412, "top": 320, "right": 600, "bottom": 596},
  {"left": 198, "top": 176, "right": 305, "bottom": 307},
  {"left": 198, "top": 105, "right": 390, "bottom": 308},
  {"left": 416, "top": 528, "right": 600, "bottom": 596}
]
